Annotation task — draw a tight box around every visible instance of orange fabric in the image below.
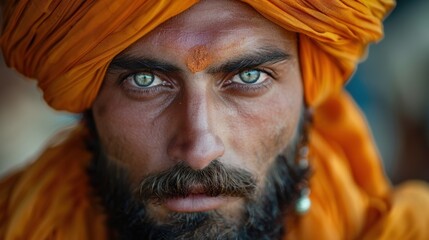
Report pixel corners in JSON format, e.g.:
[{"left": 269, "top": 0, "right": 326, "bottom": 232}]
[
  {"left": 0, "top": 127, "right": 108, "bottom": 239},
  {"left": 1, "top": 0, "right": 390, "bottom": 112},
  {"left": 1, "top": 0, "right": 199, "bottom": 112},
  {"left": 1, "top": 0, "right": 429, "bottom": 239}
]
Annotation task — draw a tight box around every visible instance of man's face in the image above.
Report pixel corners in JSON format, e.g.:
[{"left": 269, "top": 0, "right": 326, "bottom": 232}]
[{"left": 92, "top": 0, "right": 303, "bottom": 237}]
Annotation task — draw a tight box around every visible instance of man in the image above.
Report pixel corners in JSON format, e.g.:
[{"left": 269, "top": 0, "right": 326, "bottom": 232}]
[{"left": 1, "top": 0, "right": 428, "bottom": 239}]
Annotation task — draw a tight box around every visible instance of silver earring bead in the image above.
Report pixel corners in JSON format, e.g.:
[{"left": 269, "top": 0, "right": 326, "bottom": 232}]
[
  {"left": 295, "top": 144, "right": 311, "bottom": 215},
  {"left": 295, "top": 187, "right": 311, "bottom": 214},
  {"left": 297, "top": 145, "right": 309, "bottom": 169}
]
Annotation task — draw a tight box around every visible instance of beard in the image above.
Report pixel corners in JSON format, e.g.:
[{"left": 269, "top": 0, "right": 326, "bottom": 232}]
[{"left": 85, "top": 113, "right": 309, "bottom": 240}]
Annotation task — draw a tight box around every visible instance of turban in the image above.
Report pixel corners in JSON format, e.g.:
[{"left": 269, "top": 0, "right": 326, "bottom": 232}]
[
  {"left": 2, "top": 1, "right": 429, "bottom": 240},
  {"left": 1, "top": 0, "right": 391, "bottom": 111}
]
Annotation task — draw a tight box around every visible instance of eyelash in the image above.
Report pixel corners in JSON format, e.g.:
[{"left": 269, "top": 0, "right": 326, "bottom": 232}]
[
  {"left": 222, "top": 68, "right": 275, "bottom": 92},
  {"left": 118, "top": 71, "right": 173, "bottom": 97},
  {"left": 117, "top": 67, "right": 275, "bottom": 98}
]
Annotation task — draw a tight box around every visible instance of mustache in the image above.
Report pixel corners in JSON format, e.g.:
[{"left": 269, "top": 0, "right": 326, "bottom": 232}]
[{"left": 137, "top": 160, "right": 257, "bottom": 202}]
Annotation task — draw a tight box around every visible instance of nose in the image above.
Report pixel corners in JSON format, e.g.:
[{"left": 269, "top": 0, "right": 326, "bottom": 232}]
[{"left": 167, "top": 90, "right": 225, "bottom": 170}]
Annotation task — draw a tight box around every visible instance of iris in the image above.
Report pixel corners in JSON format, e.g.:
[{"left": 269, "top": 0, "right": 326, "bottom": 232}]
[
  {"left": 133, "top": 72, "right": 155, "bottom": 87},
  {"left": 239, "top": 69, "right": 260, "bottom": 84}
]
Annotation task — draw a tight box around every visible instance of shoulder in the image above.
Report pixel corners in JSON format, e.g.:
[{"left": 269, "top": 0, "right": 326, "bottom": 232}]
[
  {"left": 0, "top": 169, "right": 25, "bottom": 238},
  {"left": 0, "top": 125, "right": 108, "bottom": 239},
  {"left": 362, "top": 181, "right": 429, "bottom": 240}
]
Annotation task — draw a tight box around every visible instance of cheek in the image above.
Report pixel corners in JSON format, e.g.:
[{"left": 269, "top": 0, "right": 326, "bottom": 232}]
[
  {"left": 225, "top": 70, "right": 303, "bottom": 177},
  {"left": 92, "top": 87, "right": 173, "bottom": 184}
]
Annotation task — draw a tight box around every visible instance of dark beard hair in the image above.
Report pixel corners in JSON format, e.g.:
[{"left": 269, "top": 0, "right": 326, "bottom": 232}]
[
  {"left": 85, "top": 111, "right": 310, "bottom": 240},
  {"left": 138, "top": 160, "right": 257, "bottom": 202}
]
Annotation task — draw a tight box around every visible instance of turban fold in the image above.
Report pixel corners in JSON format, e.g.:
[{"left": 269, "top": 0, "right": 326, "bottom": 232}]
[
  {"left": 2, "top": 1, "right": 429, "bottom": 240},
  {"left": 1, "top": 0, "right": 391, "bottom": 111}
]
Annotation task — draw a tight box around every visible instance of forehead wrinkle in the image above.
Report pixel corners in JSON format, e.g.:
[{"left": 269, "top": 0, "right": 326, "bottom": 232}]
[
  {"left": 149, "top": 28, "right": 236, "bottom": 51},
  {"left": 149, "top": 14, "right": 269, "bottom": 50}
]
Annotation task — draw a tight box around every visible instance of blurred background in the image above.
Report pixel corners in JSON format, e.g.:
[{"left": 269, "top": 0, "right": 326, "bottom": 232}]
[
  {"left": 346, "top": 0, "right": 429, "bottom": 183},
  {"left": 0, "top": 0, "right": 428, "bottom": 183}
]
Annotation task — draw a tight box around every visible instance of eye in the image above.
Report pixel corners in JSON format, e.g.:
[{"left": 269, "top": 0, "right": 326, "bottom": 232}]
[
  {"left": 231, "top": 69, "right": 267, "bottom": 84},
  {"left": 125, "top": 72, "right": 163, "bottom": 88}
]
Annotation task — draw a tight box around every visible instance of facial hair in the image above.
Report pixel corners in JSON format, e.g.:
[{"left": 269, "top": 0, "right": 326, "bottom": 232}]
[{"left": 85, "top": 112, "right": 309, "bottom": 240}]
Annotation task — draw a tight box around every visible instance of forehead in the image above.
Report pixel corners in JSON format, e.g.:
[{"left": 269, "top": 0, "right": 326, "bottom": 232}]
[{"left": 122, "top": 0, "right": 296, "bottom": 58}]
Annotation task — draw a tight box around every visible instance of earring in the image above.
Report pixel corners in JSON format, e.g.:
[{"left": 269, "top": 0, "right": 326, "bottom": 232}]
[
  {"left": 294, "top": 144, "right": 311, "bottom": 215},
  {"left": 295, "top": 183, "right": 311, "bottom": 215}
]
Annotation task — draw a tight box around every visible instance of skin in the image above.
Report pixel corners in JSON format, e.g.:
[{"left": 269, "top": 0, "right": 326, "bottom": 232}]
[
  {"left": 186, "top": 45, "right": 212, "bottom": 73},
  {"left": 93, "top": 0, "right": 303, "bottom": 225}
]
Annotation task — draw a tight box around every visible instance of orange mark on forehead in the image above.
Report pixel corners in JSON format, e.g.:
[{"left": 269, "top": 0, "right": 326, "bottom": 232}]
[{"left": 186, "top": 45, "right": 213, "bottom": 73}]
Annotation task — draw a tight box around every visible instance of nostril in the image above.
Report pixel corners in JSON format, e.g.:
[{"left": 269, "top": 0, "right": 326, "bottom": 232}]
[{"left": 167, "top": 131, "right": 225, "bottom": 170}]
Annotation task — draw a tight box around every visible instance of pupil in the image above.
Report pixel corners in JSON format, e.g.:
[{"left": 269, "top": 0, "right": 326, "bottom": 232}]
[
  {"left": 239, "top": 70, "right": 260, "bottom": 83},
  {"left": 134, "top": 73, "right": 154, "bottom": 87}
]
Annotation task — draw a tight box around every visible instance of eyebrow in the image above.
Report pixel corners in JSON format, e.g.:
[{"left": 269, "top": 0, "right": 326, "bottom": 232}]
[
  {"left": 108, "top": 56, "right": 182, "bottom": 73},
  {"left": 108, "top": 47, "right": 291, "bottom": 74},
  {"left": 207, "top": 48, "right": 291, "bottom": 74}
]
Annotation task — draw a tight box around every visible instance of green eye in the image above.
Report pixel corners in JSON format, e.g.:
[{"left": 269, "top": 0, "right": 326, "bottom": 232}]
[
  {"left": 239, "top": 69, "right": 261, "bottom": 84},
  {"left": 133, "top": 72, "right": 155, "bottom": 87}
]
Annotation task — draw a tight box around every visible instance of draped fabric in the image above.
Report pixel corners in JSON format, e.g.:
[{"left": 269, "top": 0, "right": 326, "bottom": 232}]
[
  {"left": 2, "top": 0, "right": 429, "bottom": 239},
  {"left": 0, "top": 0, "right": 391, "bottom": 112},
  {"left": 0, "top": 127, "right": 109, "bottom": 240}
]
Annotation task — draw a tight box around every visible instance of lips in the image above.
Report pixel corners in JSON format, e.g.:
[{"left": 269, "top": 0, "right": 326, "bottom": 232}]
[
  {"left": 164, "top": 194, "right": 228, "bottom": 212},
  {"left": 163, "top": 185, "right": 228, "bottom": 212}
]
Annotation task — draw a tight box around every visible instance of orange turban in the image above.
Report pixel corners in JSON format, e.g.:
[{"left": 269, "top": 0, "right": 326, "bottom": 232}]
[
  {"left": 2, "top": 1, "right": 429, "bottom": 240},
  {"left": 1, "top": 0, "right": 391, "bottom": 112}
]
